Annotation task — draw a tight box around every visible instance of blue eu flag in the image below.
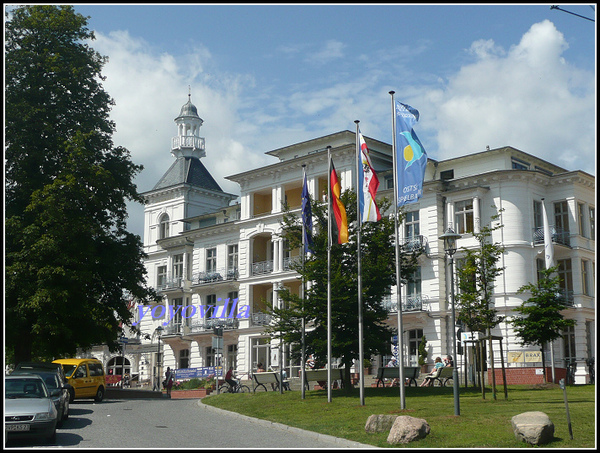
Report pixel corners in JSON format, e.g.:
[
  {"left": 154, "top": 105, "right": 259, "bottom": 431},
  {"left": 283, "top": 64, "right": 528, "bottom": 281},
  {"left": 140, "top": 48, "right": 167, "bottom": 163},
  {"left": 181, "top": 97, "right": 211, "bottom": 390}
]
[{"left": 301, "top": 173, "right": 313, "bottom": 253}]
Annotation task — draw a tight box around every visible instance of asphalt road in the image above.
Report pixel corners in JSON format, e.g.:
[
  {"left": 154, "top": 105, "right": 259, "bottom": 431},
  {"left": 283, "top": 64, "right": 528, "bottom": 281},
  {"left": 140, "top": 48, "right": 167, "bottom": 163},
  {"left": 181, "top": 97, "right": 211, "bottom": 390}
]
[{"left": 6, "top": 397, "right": 367, "bottom": 449}]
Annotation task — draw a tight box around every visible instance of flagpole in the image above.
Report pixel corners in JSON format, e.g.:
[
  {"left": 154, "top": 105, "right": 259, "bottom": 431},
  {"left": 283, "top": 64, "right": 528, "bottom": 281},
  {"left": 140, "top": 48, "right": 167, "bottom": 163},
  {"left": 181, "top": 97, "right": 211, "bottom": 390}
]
[
  {"left": 389, "top": 91, "right": 406, "bottom": 409},
  {"left": 542, "top": 198, "right": 556, "bottom": 383},
  {"left": 327, "top": 145, "right": 333, "bottom": 403},
  {"left": 301, "top": 164, "right": 307, "bottom": 399},
  {"left": 355, "top": 120, "right": 365, "bottom": 406}
]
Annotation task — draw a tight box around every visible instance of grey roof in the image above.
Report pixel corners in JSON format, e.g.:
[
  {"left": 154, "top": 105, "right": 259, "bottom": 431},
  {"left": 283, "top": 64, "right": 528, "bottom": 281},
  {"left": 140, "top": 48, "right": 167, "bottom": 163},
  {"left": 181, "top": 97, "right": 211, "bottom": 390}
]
[
  {"left": 175, "top": 99, "right": 202, "bottom": 121},
  {"left": 153, "top": 157, "right": 224, "bottom": 192}
]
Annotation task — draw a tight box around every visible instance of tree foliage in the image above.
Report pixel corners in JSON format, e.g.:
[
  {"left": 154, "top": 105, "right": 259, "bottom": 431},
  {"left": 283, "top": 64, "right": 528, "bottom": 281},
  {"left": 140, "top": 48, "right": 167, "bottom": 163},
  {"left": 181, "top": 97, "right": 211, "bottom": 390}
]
[
  {"left": 267, "top": 190, "right": 420, "bottom": 390},
  {"left": 5, "top": 5, "right": 157, "bottom": 364},
  {"left": 455, "top": 208, "right": 506, "bottom": 334}
]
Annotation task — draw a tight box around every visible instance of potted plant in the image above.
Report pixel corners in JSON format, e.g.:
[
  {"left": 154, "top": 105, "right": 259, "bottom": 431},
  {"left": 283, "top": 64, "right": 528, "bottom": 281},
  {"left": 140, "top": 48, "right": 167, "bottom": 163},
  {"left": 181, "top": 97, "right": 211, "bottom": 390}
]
[
  {"left": 363, "top": 358, "right": 372, "bottom": 375},
  {"left": 418, "top": 336, "right": 428, "bottom": 373}
]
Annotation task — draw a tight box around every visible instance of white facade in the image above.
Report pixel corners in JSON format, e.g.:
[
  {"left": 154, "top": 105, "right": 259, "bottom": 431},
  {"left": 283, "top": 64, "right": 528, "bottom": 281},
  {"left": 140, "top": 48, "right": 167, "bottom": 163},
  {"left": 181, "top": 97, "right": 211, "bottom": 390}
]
[{"left": 128, "top": 100, "right": 595, "bottom": 387}]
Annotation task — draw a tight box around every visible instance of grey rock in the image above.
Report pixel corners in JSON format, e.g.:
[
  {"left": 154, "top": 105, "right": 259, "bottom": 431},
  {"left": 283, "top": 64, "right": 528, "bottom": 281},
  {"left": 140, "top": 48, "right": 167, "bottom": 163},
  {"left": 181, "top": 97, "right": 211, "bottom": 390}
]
[
  {"left": 387, "top": 415, "right": 430, "bottom": 444},
  {"left": 511, "top": 411, "right": 555, "bottom": 445}
]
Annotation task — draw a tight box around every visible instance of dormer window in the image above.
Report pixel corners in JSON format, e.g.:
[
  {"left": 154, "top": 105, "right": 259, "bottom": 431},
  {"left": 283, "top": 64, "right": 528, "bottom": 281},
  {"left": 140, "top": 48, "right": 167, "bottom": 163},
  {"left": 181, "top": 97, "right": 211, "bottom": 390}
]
[{"left": 159, "top": 214, "right": 170, "bottom": 239}]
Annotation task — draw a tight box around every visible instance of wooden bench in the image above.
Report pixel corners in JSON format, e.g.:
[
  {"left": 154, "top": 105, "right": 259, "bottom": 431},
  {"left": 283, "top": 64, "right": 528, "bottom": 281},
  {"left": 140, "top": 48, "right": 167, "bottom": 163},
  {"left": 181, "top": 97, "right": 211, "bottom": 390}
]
[
  {"left": 433, "top": 367, "right": 454, "bottom": 387},
  {"left": 252, "top": 371, "right": 286, "bottom": 392},
  {"left": 376, "top": 367, "right": 421, "bottom": 387},
  {"left": 303, "top": 368, "right": 343, "bottom": 390}
]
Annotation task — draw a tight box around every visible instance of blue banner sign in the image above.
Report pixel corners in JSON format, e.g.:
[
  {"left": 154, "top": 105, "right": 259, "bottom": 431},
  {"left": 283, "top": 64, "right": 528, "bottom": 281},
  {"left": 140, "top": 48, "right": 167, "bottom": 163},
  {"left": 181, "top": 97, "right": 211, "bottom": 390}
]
[{"left": 174, "top": 366, "right": 223, "bottom": 380}]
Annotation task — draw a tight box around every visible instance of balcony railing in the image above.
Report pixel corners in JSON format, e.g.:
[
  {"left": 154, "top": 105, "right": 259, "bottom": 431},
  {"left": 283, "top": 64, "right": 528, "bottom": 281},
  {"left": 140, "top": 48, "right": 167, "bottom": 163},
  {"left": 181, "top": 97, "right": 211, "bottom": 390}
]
[
  {"left": 533, "top": 225, "right": 571, "bottom": 247},
  {"left": 282, "top": 257, "right": 301, "bottom": 271},
  {"left": 383, "top": 294, "right": 429, "bottom": 312},
  {"left": 251, "top": 260, "right": 273, "bottom": 276},
  {"left": 192, "top": 268, "right": 238, "bottom": 286},
  {"left": 171, "top": 135, "right": 205, "bottom": 150},
  {"left": 251, "top": 312, "right": 272, "bottom": 326},
  {"left": 165, "top": 318, "right": 240, "bottom": 335},
  {"left": 402, "top": 235, "right": 428, "bottom": 253},
  {"left": 558, "top": 289, "right": 575, "bottom": 306},
  {"left": 158, "top": 276, "right": 184, "bottom": 292}
]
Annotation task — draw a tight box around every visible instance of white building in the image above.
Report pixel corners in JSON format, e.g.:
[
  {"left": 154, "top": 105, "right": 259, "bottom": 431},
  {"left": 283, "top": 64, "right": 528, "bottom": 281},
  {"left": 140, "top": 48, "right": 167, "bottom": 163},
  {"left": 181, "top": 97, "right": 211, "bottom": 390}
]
[{"left": 125, "top": 98, "right": 595, "bottom": 386}]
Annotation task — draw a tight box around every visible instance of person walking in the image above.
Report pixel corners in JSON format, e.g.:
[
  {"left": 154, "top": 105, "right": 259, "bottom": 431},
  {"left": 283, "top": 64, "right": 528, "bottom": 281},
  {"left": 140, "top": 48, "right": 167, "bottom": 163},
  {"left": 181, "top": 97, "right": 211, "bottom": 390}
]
[{"left": 165, "top": 367, "right": 174, "bottom": 397}]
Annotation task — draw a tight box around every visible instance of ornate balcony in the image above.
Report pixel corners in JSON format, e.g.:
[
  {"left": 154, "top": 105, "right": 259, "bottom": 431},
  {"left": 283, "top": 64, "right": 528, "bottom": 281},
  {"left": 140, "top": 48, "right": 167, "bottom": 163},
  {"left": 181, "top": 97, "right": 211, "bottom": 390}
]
[
  {"left": 251, "top": 260, "right": 274, "bottom": 276},
  {"left": 383, "top": 294, "right": 429, "bottom": 313},
  {"left": 171, "top": 135, "right": 205, "bottom": 151},
  {"left": 192, "top": 268, "right": 238, "bottom": 286},
  {"left": 533, "top": 225, "right": 570, "bottom": 247}
]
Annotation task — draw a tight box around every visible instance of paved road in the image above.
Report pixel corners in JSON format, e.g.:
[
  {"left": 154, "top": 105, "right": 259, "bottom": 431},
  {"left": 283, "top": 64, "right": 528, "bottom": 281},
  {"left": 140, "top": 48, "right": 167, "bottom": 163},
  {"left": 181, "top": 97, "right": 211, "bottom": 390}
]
[{"left": 6, "top": 397, "right": 367, "bottom": 448}]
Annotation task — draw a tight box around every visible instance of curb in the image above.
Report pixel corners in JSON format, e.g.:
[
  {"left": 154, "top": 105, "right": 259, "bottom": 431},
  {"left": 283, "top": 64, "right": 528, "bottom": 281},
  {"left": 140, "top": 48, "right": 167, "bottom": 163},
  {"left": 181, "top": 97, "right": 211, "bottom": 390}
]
[{"left": 197, "top": 399, "right": 376, "bottom": 449}]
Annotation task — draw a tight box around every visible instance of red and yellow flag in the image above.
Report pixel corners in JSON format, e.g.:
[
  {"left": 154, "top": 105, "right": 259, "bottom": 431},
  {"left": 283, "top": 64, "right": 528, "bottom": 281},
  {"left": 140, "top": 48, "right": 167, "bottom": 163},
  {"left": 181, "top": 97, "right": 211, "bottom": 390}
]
[{"left": 330, "top": 158, "right": 348, "bottom": 244}]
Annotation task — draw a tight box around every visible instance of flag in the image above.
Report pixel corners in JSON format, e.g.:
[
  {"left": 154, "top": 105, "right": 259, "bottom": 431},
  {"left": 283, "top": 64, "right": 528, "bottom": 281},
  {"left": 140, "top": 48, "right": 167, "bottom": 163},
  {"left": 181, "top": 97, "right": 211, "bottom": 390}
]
[
  {"left": 330, "top": 158, "right": 348, "bottom": 244},
  {"left": 541, "top": 198, "right": 555, "bottom": 270},
  {"left": 301, "top": 172, "right": 313, "bottom": 253},
  {"left": 358, "top": 131, "right": 382, "bottom": 223},
  {"left": 394, "top": 101, "right": 427, "bottom": 207}
]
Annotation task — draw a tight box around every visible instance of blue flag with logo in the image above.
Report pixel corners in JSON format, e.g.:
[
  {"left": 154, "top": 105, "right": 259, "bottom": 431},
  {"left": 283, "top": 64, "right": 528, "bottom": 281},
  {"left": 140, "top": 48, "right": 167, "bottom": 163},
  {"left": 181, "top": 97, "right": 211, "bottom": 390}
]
[
  {"left": 301, "top": 173, "right": 313, "bottom": 253},
  {"left": 395, "top": 101, "right": 427, "bottom": 206}
]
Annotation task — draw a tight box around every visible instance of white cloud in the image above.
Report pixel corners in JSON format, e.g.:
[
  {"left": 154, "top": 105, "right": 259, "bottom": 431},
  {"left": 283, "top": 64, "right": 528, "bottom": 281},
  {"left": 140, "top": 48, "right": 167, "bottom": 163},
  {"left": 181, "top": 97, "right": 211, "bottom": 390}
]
[
  {"left": 306, "top": 39, "right": 346, "bottom": 65},
  {"left": 424, "top": 20, "right": 595, "bottom": 174}
]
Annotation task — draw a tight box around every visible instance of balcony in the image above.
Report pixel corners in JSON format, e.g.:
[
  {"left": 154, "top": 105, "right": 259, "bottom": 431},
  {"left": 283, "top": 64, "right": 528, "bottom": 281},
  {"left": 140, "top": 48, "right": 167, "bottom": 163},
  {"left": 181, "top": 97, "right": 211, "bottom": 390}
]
[
  {"left": 158, "top": 276, "right": 184, "bottom": 292},
  {"left": 192, "top": 268, "right": 238, "bottom": 286},
  {"left": 533, "top": 226, "right": 571, "bottom": 247},
  {"left": 164, "top": 318, "right": 240, "bottom": 335},
  {"left": 383, "top": 295, "right": 429, "bottom": 313}
]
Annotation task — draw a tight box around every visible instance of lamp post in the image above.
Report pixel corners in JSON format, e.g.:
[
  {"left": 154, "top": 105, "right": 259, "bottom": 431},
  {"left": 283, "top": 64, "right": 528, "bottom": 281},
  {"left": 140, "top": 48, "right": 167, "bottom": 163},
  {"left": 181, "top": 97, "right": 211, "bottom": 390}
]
[
  {"left": 439, "top": 227, "right": 461, "bottom": 416},
  {"left": 155, "top": 326, "right": 164, "bottom": 392}
]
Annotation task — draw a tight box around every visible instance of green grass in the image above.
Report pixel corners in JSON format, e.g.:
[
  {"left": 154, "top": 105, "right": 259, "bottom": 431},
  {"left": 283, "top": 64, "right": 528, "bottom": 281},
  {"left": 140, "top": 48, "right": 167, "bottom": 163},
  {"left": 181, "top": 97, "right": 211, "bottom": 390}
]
[{"left": 202, "top": 384, "right": 596, "bottom": 448}]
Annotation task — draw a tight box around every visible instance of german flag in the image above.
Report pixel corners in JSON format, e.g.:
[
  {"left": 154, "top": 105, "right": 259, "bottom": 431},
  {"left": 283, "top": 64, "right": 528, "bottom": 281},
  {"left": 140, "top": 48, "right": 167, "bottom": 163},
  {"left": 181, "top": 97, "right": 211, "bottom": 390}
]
[{"left": 330, "top": 158, "right": 348, "bottom": 244}]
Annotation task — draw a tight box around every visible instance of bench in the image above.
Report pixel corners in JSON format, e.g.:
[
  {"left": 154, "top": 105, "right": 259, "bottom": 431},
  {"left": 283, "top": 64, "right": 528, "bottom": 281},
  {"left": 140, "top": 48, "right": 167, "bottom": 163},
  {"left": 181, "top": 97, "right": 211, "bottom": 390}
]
[
  {"left": 303, "top": 368, "right": 343, "bottom": 390},
  {"left": 252, "top": 372, "right": 287, "bottom": 392},
  {"left": 376, "top": 367, "right": 421, "bottom": 387},
  {"left": 433, "top": 367, "right": 454, "bottom": 387}
]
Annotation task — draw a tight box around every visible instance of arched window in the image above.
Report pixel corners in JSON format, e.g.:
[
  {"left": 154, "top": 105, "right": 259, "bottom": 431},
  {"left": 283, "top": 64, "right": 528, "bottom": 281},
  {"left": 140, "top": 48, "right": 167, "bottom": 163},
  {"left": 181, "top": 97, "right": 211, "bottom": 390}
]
[{"left": 159, "top": 214, "right": 170, "bottom": 239}]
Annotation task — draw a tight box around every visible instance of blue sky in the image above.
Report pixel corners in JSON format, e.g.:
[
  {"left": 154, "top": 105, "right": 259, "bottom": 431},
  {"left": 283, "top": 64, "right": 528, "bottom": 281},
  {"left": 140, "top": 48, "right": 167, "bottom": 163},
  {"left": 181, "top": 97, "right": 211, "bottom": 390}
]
[{"left": 28, "top": 4, "right": 598, "bottom": 236}]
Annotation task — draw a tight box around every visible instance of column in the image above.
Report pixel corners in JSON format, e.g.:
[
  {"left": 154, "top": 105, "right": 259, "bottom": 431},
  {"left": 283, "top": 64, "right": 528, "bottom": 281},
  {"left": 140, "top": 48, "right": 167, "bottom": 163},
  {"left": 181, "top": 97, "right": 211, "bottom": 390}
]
[{"left": 474, "top": 196, "right": 481, "bottom": 233}]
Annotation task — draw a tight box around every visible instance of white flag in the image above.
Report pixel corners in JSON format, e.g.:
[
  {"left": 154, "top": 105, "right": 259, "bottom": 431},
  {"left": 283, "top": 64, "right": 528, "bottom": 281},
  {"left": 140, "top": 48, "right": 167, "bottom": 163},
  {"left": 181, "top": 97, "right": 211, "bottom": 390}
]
[{"left": 541, "top": 199, "right": 555, "bottom": 269}]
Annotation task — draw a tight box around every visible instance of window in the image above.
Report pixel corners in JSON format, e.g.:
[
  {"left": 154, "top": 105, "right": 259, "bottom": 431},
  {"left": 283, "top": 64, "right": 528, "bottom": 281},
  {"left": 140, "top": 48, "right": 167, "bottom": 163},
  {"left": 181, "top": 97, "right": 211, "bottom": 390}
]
[
  {"left": 206, "top": 248, "right": 217, "bottom": 273},
  {"left": 536, "top": 258, "right": 545, "bottom": 285},
  {"left": 157, "top": 265, "right": 167, "bottom": 288},
  {"left": 557, "top": 259, "right": 573, "bottom": 303},
  {"left": 227, "top": 245, "right": 238, "bottom": 273},
  {"left": 385, "top": 176, "right": 394, "bottom": 189},
  {"left": 562, "top": 325, "right": 576, "bottom": 361},
  {"left": 578, "top": 203, "right": 586, "bottom": 237},
  {"left": 172, "top": 297, "right": 183, "bottom": 329},
  {"left": 405, "top": 211, "right": 420, "bottom": 238},
  {"left": 159, "top": 214, "right": 170, "bottom": 239},
  {"left": 554, "top": 201, "right": 570, "bottom": 233},
  {"left": 581, "top": 260, "right": 590, "bottom": 296},
  {"left": 205, "top": 346, "right": 214, "bottom": 367},
  {"left": 408, "top": 329, "right": 424, "bottom": 366},
  {"left": 205, "top": 294, "right": 217, "bottom": 318},
  {"left": 511, "top": 158, "right": 530, "bottom": 170},
  {"left": 406, "top": 267, "right": 422, "bottom": 301},
  {"left": 589, "top": 207, "right": 595, "bottom": 239},
  {"left": 179, "top": 349, "right": 190, "bottom": 369},
  {"left": 440, "top": 169, "right": 454, "bottom": 180},
  {"left": 533, "top": 200, "right": 543, "bottom": 230},
  {"left": 173, "top": 254, "right": 184, "bottom": 279},
  {"left": 455, "top": 200, "right": 474, "bottom": 234}
]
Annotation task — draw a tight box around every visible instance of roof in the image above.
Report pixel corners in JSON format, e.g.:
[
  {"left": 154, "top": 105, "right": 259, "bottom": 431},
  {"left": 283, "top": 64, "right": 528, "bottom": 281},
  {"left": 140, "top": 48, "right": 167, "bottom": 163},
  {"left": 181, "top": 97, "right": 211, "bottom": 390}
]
[{"left": 153, "top": 156, "right": 224, "bottom": 192}]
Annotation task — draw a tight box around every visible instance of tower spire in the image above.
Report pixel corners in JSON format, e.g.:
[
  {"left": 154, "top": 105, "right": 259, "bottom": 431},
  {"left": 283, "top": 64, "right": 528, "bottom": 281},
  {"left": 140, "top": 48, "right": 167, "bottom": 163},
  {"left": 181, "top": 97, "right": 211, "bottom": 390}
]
[{"left": 172, "top": 91, "right": 205, "bottom": 159}]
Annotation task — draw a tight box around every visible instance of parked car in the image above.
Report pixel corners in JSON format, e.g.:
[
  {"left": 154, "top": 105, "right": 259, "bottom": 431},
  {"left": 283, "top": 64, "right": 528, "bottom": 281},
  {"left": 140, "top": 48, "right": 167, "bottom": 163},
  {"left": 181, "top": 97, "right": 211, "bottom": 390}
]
[
  {"left": 5, "top": 374, "right": 58, "bottom": 444},
  {"left": 12, "top": 362, "right": 71, "bottom": 426},
  {"left": 52, "top": 358, "right": 106, "bottom": 402}
]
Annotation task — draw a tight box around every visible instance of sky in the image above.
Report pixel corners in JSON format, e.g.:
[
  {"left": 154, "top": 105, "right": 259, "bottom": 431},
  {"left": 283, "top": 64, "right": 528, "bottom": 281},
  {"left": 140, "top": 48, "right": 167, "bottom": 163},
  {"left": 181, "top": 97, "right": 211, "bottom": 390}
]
[{"left": 11, "top": 4, "right": 596, "bottom": 238}]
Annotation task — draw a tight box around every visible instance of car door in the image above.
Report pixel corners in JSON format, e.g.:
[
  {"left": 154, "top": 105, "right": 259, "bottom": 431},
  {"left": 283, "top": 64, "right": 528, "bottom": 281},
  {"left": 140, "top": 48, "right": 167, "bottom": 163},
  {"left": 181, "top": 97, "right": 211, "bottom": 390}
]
[{"left": 71, "top": 364, "right": 94, "bottom": 397}]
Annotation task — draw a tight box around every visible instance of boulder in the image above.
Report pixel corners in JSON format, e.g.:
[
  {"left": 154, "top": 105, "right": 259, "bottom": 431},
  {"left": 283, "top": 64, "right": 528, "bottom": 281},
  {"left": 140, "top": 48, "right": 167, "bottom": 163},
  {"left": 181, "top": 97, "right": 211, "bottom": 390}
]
[
  {"left": 365, "top": 414, "right": 398, "bottom": 433},
  {"left": 387, "top": 416, "right": 430, "bottom": 444},
  {"left": 511, "top": 411, "right": 555, "bottom": 445}
]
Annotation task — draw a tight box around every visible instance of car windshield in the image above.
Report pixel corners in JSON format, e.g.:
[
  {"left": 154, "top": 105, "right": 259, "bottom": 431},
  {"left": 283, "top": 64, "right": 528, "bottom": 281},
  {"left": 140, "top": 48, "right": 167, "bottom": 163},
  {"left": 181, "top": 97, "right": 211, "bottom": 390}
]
[
  {"left": 61, "top": 364, "right": 77, "bottom": 377},
  {"left": 5, "top": 378, "right": 49, "bottom": 399}
]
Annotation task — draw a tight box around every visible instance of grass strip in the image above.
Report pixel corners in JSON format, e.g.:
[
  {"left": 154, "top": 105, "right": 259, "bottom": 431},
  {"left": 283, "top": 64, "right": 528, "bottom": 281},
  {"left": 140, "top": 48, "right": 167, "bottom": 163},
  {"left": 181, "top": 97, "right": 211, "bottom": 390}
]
[{"left": 202, "top": 384, "right": 595, "bottom": 448}]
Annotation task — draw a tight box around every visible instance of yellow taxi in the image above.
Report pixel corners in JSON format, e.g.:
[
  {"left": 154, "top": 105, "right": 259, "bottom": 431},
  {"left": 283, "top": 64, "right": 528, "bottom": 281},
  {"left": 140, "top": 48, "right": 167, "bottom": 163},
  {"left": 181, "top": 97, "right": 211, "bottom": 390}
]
[{"left": 52, "top": 358, "right": 106, "bottom": 402}]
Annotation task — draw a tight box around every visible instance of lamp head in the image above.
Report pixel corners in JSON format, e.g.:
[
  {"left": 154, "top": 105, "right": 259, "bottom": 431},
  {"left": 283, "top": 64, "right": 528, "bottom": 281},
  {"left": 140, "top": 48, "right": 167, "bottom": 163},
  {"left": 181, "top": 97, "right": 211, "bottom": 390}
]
[{"left": 439, "top": 228, "right": 461, "bottom": 256}]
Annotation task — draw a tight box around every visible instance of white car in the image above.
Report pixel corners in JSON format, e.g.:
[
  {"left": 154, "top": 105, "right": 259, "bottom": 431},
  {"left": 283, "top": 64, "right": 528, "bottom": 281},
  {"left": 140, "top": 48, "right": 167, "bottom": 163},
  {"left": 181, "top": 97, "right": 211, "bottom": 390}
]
[{"left": 5, "top": 374, "right": 58, "bottom": 444}]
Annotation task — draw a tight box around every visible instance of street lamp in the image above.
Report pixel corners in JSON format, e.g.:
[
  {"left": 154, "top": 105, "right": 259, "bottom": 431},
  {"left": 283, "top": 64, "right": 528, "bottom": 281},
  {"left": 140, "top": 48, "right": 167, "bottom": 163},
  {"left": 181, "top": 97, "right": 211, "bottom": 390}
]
[
  {"left": 439, "top": 227, "right": 461, "bottom": 416},
  {"left": 155, "top": 326, "right": 164, "bottom": 392}
]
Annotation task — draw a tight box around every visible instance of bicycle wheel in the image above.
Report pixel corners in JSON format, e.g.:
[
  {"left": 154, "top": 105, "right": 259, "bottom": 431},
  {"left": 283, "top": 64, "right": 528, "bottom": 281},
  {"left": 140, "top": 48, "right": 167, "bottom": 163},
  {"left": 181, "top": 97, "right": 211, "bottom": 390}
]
[
  {"left": 239, "top": 385, "right": 251, "bottom": 393},
  {"left": 218, "top": 384, "right": 230, "bottom": 393}
]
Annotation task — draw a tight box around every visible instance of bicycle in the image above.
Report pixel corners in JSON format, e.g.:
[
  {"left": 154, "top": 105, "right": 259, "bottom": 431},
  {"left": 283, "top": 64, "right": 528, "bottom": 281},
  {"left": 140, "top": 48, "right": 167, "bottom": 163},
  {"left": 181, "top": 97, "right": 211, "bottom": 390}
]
[{"left": 218, "top": 380, "right": 250, "bottom": 393}]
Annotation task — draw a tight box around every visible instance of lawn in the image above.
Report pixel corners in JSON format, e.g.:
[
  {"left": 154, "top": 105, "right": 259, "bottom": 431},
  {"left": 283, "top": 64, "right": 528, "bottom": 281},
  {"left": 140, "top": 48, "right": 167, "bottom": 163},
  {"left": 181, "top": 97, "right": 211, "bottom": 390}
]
[{"left": 202, "top": 384, "right": 596, "bottom": 448}]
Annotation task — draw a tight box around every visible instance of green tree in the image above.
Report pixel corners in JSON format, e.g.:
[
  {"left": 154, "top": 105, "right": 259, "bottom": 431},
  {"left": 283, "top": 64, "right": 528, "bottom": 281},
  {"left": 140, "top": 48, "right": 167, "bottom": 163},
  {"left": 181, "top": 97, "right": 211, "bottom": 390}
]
[
  {"left": 268, "top": 190, "right": 420, "bottom": 391},
  {"left": 5, "top": 5, "right": 157, "bottom": 364},
  {"left": 455, "top": 208, "right": 505, "bottom": 396},
  {"left": 511, "top": 267, "right": 576, "bottom": 383}
]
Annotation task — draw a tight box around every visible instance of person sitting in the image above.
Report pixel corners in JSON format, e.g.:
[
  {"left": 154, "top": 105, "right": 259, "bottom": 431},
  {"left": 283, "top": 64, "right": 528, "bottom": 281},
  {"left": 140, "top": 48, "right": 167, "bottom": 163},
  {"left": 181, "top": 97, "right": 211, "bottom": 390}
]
[
  {"left": 420, "top": 357, "right": 444, "bottom": 387},
  {"left": 443, "top": 355, "right": 454, "bottom": 367}
]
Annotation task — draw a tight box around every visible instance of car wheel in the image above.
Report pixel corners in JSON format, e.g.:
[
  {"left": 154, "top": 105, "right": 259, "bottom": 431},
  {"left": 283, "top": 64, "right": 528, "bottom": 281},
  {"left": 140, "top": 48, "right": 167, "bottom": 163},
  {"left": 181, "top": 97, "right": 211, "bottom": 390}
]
[{"left": 94, "top": 386, "right": 104, "bottom": 402}]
